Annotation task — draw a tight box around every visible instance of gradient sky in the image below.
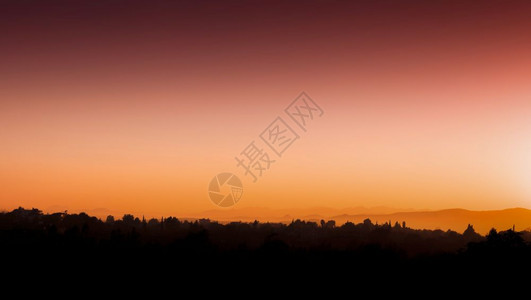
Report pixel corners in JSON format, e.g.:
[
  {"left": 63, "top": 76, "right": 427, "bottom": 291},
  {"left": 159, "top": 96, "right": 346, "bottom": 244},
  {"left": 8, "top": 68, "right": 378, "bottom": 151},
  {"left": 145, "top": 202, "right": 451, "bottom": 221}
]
[{"left": 1, "top": 0, "right": 531, "bottom": 217}]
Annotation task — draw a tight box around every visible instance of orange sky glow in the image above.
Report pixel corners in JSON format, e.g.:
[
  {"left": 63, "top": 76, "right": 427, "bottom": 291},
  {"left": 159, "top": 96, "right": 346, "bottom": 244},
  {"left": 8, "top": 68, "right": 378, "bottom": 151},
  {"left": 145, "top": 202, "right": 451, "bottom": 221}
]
[{"left": 1, "top": 0, "right": 531, "bottom": 223}]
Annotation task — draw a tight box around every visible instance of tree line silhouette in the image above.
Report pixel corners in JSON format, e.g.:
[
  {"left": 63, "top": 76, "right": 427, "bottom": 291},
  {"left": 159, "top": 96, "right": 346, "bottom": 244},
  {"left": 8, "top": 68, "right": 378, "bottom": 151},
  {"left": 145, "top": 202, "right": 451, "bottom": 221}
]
[{"left": 2, "top": 207, "right": 531, "bottom": 285}]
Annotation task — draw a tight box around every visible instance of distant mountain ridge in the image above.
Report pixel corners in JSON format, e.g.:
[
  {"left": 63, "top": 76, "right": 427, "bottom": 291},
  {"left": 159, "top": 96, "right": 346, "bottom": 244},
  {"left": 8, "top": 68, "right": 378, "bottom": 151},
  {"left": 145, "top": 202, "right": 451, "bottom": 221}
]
[
  {"left": 16, "top": 206, "right": 531, "bottom": 235},
  {"left": 190, "top": 207, "right": 531, "bottom": 235},
  {"left": 328, "top": 208, "right": 531, "bottom": 234}
]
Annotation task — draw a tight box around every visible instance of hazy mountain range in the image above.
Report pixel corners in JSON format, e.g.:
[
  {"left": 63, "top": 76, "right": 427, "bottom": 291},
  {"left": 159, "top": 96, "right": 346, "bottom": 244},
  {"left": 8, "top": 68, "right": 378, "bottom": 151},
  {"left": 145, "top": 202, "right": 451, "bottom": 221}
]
[
  {"left": 187, "top": 207, "right": 531, "bottom": 235},
  {"left": 32, "top": 206, "right": 531, "bottom": 235}
]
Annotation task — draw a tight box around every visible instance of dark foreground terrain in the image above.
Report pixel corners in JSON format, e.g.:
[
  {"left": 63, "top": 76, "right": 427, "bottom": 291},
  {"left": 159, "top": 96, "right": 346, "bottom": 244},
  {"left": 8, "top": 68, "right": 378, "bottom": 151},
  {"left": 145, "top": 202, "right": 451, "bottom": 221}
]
[{"left": 2, "top": 207, "right": 530, "bottom": 290}]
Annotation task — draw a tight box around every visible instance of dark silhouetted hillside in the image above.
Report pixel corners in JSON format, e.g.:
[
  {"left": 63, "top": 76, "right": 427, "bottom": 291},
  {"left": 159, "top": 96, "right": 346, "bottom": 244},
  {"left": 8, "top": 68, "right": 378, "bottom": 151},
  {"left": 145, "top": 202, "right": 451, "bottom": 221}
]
[{"left": 2, "top": 207, "right": 531, "bottom": 289}]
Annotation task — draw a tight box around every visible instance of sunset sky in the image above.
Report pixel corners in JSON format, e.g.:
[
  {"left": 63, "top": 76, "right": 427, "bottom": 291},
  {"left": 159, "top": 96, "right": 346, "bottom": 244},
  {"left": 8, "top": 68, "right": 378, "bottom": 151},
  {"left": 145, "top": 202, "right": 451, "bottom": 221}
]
[{"left": 1, "top": 0, "right": 531, "bottom": 218}]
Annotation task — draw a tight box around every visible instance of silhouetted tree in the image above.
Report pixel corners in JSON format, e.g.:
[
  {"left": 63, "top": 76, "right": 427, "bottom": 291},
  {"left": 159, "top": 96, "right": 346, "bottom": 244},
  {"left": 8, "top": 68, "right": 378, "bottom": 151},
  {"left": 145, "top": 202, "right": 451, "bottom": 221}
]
[
  {"left": 463, "top": 224, "right": 481, "bottom": 241},
  {"left": 122, "top": 214, "right": 135, "bottom": 225},
  {"left": 394, "top": 221, "right": 401, "bottom": 229}
]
